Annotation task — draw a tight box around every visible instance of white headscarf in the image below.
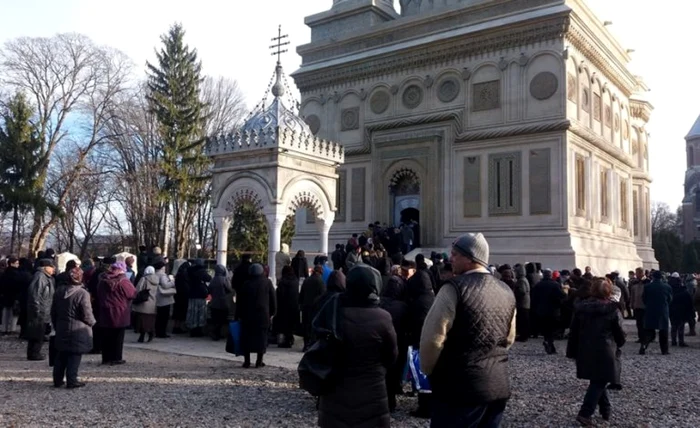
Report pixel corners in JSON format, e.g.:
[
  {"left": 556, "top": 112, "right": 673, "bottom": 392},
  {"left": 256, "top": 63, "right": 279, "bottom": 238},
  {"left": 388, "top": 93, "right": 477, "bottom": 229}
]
[{"left": 145, "top": 266, "right": 156, "bottom": 276}]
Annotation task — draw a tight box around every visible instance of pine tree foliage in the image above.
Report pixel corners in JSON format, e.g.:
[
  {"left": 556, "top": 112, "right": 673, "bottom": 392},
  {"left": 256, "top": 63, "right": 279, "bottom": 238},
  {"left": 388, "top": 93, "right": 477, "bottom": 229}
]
[
  {"left": 146, "top": 23, "right": 209, "bottom": 257},
  {"left": 0, "top": 92, "right": 50, "bottom": 253}
]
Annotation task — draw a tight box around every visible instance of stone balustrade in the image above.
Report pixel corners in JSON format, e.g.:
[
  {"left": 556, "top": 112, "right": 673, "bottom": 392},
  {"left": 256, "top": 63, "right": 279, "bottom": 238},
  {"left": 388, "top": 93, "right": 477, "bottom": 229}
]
[{"left": 206, "top": 127, "right": 345, "bottom": 163}]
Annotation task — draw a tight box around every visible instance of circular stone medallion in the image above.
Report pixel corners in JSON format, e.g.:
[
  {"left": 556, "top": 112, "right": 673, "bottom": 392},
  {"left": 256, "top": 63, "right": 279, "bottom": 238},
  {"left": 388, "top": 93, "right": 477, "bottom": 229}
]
[
  {"left": 370, "top": 90, "right": 391, "bottom": 114},
  {"left": 402, "top": 85, "right": 423, "bottom": 109},
  {"left": 437, "top": 78, "right": 460, "bottom": 103},
  {"left": 341, "top": 108, "right": 358, "bottom": 130},
  {"left": 304, "top": 115, "right": 321, "bottom": 135},
  {"left": 530, "top": 72, "right": 559, "bottom": 100}
]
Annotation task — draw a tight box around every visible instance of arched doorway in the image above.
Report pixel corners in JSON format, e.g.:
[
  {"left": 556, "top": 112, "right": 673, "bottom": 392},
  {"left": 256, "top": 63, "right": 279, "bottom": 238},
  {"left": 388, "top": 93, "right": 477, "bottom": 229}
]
[{"left": 390, "top": 168, "right": 421, "bottom": 247}]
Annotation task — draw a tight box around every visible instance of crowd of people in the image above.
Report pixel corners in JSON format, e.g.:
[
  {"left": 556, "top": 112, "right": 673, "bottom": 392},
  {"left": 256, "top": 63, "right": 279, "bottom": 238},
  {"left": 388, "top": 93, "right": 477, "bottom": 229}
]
[{"left": 0, "top": 230, "right": 698, "bottom": 427}]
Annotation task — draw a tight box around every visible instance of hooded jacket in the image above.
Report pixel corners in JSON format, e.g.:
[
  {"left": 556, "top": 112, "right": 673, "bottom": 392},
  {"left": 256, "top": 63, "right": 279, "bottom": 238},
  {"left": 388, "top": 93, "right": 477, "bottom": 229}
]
[
  {"left": 97, "top": 270, "right": 137, "bottom": 328},
  {"left": 209, "top": 265, "right": 232, "bottom": 310},
  {"left": 132, "top": 273, "right": 159, "bottom": 315},
  {"left": 51, "top": 284, "right": 96, "bottom": 354}
]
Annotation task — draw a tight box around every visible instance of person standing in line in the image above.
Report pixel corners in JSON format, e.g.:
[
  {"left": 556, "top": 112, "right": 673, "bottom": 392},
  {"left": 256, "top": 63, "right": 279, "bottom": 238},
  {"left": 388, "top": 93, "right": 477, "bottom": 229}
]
[
  {"left": 51, "top": 267, "right": 95, "bottom": 388},
  {"left": 237, "top": 264, "right": 276, "bottom": 368},
  {"left": 669, "top": 273, "right": 694, "bottom": 347},
  {"left": 171, "top": 261, "right": 191, "bottom": 334},
  {"left": 0, "top": 257, "right": 22, "bottom": 335},
  {"left": 639, "top": 270, "right": 672, "bottom": 355},
  {"left": 628, "top": 268, "right": 647, "bottom": 342},
  {"left": 531, "top": 269, "right": 566, "bottom": 355},
  {"left": 186, "top": 259, "right": 212, "bottom": 338},
  {"left": 153, "top": 260, "right": 176, "bottom": 338},
  {"left": 132, "top": 266, "right": 158, "bottom": 343},
  {"left": 208, "top": 265, "right": 232, "bottom": 341},
  {"left": 97, "top": 262, "right": 136, "bottom": 365},
  {"left": 274, "top": 265, "right": 301, "bottom": 348},
  {"left": 420, "top": 233, "right": 516, "bottom": 428},
  {"left": 566, "top": 277, "right": 626, "bottom": 426},
  {"left": 299, "top": 265, "right": 326, "bottom": 351},
  {"left": 26, "top": 259, "right": 56, "bottom": 361},
  {"left": 512, "top": 265, "right": 531, "bottom": 342}
]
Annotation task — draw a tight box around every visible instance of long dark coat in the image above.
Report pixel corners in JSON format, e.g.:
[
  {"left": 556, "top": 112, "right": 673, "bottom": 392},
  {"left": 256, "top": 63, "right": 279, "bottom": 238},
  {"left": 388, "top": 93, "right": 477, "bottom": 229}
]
[
  {"left": 643, "top": 280, "right": 672, "bottom": 330},
  {"left": 232, "top": 261, "right": 252, "bottom": 294},
  {"left": 405, "top": 269, "right": 435, "bottom": 347},
  {"left": 51, "top": 285, "right": 96, "bottom": 354},
  {"left": 291, "top": 256, "right": 309, "bottom": 280},
  {"left": 670, "top": 284, "right": 694, "bottom": 325},
  {"left": 273, "top": 274, "right": 300, "bottom": 336},
  {"left": 26, "top": 270, "right": 55, "bottom": 341},
  {"left": 237, "top": 275, "right": 277, "bottom": 354},
  {"left": 318, "top": 303, "right": 398, "bottom": 428},
  {"left": 1, "top": 266, "right": 26, "bottom": 308},
  {"left": 566, "top": 298, "right": 626, "bottom": 384}
]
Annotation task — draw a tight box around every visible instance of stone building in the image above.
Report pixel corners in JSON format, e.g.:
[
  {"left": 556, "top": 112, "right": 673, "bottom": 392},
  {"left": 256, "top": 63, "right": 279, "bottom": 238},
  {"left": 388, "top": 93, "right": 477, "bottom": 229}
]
[
  {"left": 290, "top": 0, "right": 657, "bottom": 272},
  {"left": 680, "top": 114, "right": 700, "bottom": 243}
]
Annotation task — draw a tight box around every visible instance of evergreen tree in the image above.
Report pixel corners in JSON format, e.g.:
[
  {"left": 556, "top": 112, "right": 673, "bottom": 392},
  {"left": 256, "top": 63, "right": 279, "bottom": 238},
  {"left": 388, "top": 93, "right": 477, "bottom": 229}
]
[
  {"left": 146, "top": 23, "right": 208, "bottom": 257},
  {"left": 228, "top": 202, "right": 295, "bottom": 264},
  {"left": 0, "top": 92, "right": 48, "bottom": 254}
]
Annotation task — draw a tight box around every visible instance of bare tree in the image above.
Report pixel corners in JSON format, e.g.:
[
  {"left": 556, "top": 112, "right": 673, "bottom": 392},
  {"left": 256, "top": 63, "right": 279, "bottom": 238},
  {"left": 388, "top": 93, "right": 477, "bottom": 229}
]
[
  {"left": 0, "top": 34, "right": 132, "bottom": 255},
  {"left": 201, "top": 76, "right": 246, "bottom": 136},
  {"left": 651, "top": 201, "right": 678, "bottom": 235}
]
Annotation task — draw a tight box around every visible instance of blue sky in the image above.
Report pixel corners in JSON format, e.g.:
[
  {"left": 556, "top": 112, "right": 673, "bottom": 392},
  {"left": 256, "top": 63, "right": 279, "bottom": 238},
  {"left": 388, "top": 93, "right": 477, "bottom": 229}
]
[{"left": 1, "top": 0, "right": 697, "bottom": 209}]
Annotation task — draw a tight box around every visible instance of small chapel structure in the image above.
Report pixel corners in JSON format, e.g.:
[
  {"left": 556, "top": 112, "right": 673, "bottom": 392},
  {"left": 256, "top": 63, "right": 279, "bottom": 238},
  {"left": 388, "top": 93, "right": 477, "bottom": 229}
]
[
  {"left": 206, "top": 39, "right": 344, "bottom": 281},
  {"left": 290, "top": 0, "right": 657, "bottom": 272}
]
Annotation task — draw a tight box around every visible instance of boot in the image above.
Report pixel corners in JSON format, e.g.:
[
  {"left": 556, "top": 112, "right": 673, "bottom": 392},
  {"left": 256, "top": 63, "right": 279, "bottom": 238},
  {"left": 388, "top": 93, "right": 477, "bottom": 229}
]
[
  {"left": 672, "top": 340, "right": 677, "bottom": 346},
  {"left": 147, "top": 333, "right": 154, "bottom": 343},
  {"left": 255, "top": 353, "right": 265, "bottom": 368},
  {"left": 242, "top": 354, "right": 251, "bottom": 368},
  {"left": 137, "top": 333, "right": 145, "bottom": 343}
]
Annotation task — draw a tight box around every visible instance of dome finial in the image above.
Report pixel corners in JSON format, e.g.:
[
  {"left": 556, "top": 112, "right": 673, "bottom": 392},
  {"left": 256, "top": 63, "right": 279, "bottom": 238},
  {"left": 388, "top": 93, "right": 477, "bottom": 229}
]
[{"left": 270, "top": 25, "right": 290, "bottom": 99}]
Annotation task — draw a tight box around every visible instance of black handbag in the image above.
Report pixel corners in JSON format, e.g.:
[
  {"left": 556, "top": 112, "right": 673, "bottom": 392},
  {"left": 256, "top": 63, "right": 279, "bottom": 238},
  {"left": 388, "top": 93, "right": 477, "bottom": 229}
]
[
  {"left": 298, "top": 294, "right": 342, "bottom": 396},
  {"left": 133, "top": 287, "right": 151, "bottom": 305}
]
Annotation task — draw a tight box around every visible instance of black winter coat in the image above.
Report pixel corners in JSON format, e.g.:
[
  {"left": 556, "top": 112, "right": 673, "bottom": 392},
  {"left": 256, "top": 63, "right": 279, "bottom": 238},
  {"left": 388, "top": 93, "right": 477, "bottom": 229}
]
[
  {"left": 300, "top": 274, "right": 325, "bottom": 310},
  {"left": 291, "top": 256, "right": 309, "bottom": 280},
  {"left": 237, "top": 275, "right": 277, "bottom": 354},
  {"left": 405, "top": 269, "right": 435, "bottom": 347},
  {"left": 274, "top": 275, "right": 300, "bottom": 336},
  {"left": 51, "top": 285, "right": 96, "bottom": 354},
  {"left": 531, "top": 279, "right": 566, "bottom": 318},
  {"left": 187, "top": 265, "right": 212, "bottom": 299},
  {"left": 566, "top": 298, "right": 625, "bottom": 384},
  {"left": 670, "top": 284, "right": 695, "bottom": 325},
  {"left": 318, "top": 303, "right": 397, "bottom": 428},
  {"left": 0, "top": 266, "right": 30, "bottom": 308},
  {"left": 231, "top": 261, "right": 252, "bottom": 294}
]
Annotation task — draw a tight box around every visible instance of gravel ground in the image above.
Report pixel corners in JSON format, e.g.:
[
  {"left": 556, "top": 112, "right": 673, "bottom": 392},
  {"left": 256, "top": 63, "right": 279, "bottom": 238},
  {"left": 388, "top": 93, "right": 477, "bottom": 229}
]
[{"left": 1, "top": 320, "right": 699, "bottom": 427}]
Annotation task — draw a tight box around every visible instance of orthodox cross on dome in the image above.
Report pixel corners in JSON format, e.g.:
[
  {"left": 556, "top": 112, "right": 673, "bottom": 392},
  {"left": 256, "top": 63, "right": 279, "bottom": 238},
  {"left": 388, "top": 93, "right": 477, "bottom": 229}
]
[{"left": 270, "top": 25, "right": 289, "bottom": 64}]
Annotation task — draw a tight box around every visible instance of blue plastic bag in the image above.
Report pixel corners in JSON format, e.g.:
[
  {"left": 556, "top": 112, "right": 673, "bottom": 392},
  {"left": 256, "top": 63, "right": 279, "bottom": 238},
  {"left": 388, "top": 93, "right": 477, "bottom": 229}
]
[
  {"left": 406, "top": 346, "right": 431, "bottom": 393},
  {"left": 228, "top": 321, "right": 242, "bottom": 356}
]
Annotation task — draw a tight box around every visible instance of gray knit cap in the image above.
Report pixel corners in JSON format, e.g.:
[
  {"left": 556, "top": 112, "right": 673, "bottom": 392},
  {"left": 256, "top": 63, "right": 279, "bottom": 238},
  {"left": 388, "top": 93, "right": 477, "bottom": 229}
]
[{"left": 452, "top": 233, "right": 489, "bottom": 266}]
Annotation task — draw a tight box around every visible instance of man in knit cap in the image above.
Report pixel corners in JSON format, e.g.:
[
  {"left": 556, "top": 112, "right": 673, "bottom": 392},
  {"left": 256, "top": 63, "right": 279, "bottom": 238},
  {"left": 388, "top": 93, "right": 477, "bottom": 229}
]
[{"left": 420, "top": 233, "right": 516, "bottom": 427}]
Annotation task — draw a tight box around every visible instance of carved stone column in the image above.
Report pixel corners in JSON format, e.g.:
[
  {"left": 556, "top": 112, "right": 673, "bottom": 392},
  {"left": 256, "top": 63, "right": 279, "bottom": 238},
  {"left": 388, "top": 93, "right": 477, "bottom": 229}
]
[
  {"left": 317, "top": 213, "right": 335, "bottom": 256},
  {"left": 214, "top": 216, "right": 232, "bottom": 266},
  {"left": 266, "top": 212, "right": 286, "bottom": 285}
]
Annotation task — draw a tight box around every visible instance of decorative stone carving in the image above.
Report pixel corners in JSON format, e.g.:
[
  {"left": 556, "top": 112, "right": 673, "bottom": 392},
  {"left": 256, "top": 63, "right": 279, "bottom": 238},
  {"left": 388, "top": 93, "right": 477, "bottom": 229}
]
[
  {"left": 567, "top": 74, "right": 576, "bottom": 102},
  {"left": 472, "top": 80, "right": 500, "bottom": 112},
  {"left": 614, "top": 114, "right": 620, "bottom": 131},
  {"left": 632, "top": 139, "right": 639, "bottom": 154},
  {"left": 332, "top": 91, "right": 341, "bottom": 103},
  {"left": 498, "top": 57, "right": 508, "bottom": 71},
  {"left": 389, "top": 168, "right": 420, "bottom": 193},
  {"left": 402, "top": 85, "right": 424, "bottom": 109},
  {"left": 319, "top": 94, "right": 328, "bottom": 105},
  {"left": 305, "top": 115, "right": 321, "bottom": 135},
  {"left": 519, "top": 53, "right": 530, "bottom": 67},
  {"left": 605, "top": 106, "right": 612, "bottom": 127},
  {"left": 340, "top": 107, "right": 360, "bottom": 131},
  {"left": 529, "top": 72, "right": 558, "bottom": 100},
  {"left": 225, "top": 188, "right": 263, "bottom": 213},
  {"left": 424, "top": 75, "right": 434, "bottom": 88},
  {"left": 593, "top": 94, "right": 601, "bottom": 121},
  {"left": 582, "top": 88, "right": 590, "bottom": 111},
  {"left": 289, "top": 190, "right": 324, "bottom": 217},
  {"left": 390, "top": 85, "right": 399, "bottom": 95},
  {"left": 623, "top": 121, "right": 630, "bottom": 139},
  {"left": 462, "top": 68, "right": 472, "bottom": 81},
  {"left": 488, "top": 152, "right": 522, "bottom": 216},
  {"left": 370, "top": 90, "right": 391, "bottom": 114},
  {"left": 437, "top": 77, "right": 460, "bottom": 103},
  {"left": 359, "top": 88, "right": 367, "bottom": 100}
]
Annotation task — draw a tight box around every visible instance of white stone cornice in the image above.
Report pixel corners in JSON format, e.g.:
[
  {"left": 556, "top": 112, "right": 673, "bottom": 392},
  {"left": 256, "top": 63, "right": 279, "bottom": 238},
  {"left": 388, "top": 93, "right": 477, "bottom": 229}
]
[
  {"left": 629, "top": 99, "right": 653, "bottom": 123},
  {"left": 569, "top": 123, "right": 637, "bottom": 169}
]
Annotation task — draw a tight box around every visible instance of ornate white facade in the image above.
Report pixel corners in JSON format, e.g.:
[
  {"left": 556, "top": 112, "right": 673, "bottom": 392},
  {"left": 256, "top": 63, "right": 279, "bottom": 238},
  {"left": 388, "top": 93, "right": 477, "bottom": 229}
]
[{"left": 291, "top": 0, "right": 657, "bottom": 272}]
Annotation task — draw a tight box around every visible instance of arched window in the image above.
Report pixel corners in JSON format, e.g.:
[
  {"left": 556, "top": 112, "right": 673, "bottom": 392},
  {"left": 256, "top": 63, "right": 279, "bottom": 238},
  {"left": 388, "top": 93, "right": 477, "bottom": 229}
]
[{"left": 689, "top": 146, "right": 695, "bottom": 168}]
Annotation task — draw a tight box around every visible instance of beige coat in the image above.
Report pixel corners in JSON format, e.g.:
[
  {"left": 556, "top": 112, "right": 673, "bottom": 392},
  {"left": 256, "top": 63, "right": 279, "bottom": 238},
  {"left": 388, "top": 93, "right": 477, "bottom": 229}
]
[{"left": 132, "top": 274, "right": 159, "bottom": 315}]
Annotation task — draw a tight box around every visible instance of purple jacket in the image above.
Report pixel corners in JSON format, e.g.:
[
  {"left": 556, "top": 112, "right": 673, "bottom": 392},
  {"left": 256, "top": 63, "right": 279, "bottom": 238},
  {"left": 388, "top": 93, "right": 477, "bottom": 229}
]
[{"left": 97, "top": 270, "right": 136, "bottom": 328}]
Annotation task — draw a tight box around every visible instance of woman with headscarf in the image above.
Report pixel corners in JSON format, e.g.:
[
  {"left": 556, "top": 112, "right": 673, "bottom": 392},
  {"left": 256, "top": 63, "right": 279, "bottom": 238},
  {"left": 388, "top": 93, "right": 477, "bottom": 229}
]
[
  {"left": 300, "top": 265, "right": 326, "bottom": 351},
  {"left": 154, "top": 260, "right": 176, "bottom": 338},
  {"left": 133, "top": 266, "right": 158, "bottom": 343},
  {"left": 208, "top": 265, "right": 233, "bottom": 341},
  {"left": 51, "top": 267, "right": 95, "bottom": 388},
  {"left": 237, "top": 264, "right": 276, "bottom": 368},
  {"left": 186, "top": 259, "right": 212, "bottom": 337},
  {"left": 317, "top": 265, "right": 398, "bottom": 428},
  {"left": 172, "top": 261, "right": 191, "bottom": 334},
  {"left": 97, "top": 262, "right": 136, "bottom": 365},
  {"left": 274, "top": 265, "right": 300, "bottom": 348},
  {"left": 292, "top": 250, "right": 309, "bottom": 282}
]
